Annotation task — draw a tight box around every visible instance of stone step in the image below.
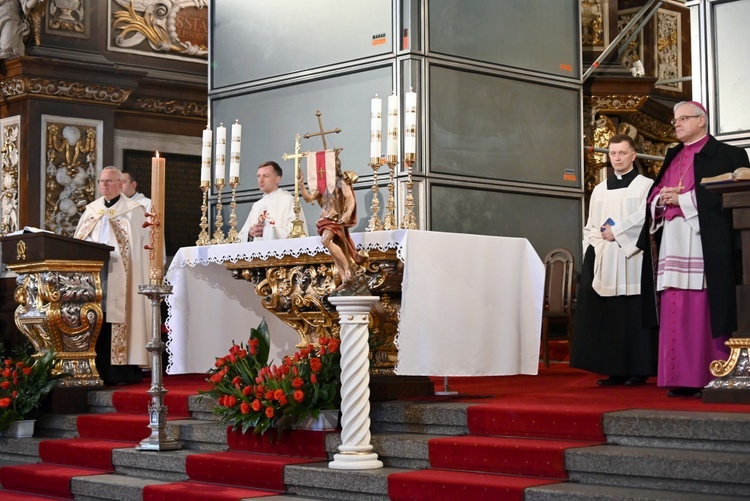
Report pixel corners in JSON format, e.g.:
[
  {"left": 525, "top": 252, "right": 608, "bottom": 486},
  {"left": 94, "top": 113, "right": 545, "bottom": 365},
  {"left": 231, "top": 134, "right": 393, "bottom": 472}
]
[
  {"left": 603, "top": 409, "right": 750, "bottom": 452},
  {"left": 526, "top": 482, "right": 748, "bottom": 501},
  {"left": 370, "top": 400, "right": 470, "bottom": 435},
  {"left": 284, "top": 461, "right": 406, "bottom": 501},
  {"left": 566, "top": 444, "right": 750, "bottom": 498}
]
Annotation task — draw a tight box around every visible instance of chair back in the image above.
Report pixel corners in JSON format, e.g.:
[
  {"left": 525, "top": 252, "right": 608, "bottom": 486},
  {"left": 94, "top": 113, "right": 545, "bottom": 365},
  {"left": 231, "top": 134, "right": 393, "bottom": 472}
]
[{"left": 543, "top": 248, "right": 574, "bottom": 318}]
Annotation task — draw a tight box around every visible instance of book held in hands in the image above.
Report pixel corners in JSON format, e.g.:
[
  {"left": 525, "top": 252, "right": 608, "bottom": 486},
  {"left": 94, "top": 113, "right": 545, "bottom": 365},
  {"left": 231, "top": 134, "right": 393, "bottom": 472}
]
[{"left": 700, "top": 167, "right": 750, "bottom": 185}]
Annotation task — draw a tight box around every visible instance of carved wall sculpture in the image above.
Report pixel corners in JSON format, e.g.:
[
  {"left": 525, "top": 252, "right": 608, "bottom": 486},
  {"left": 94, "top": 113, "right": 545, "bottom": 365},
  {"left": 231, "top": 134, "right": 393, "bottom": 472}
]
[
  {"left": 42, "top": 117, "right": 102, "bottom": 236},
  {"left": 48, "top": 0, "right": 86, "bottom": 34},
  {"left": 110, "top": 0, "right": 208, "bottom": 62},
  {"left": 617, "top": 9, "right": 644, "bottom": 75},
  {"left": 655, "top": 8, "right": 681, "bottom": 92},
  {"left": 0, "top": 117, "right": 21, "bottom": 234},
  {"left": 581, "top": 0, "right": 606, "bottom": 48}
]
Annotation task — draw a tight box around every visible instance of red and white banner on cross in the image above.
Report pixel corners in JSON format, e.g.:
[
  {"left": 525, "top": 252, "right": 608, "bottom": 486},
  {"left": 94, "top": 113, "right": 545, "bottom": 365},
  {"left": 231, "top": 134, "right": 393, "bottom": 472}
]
[{"left": 306, "top": 149, "right": 336, "bottom": 195}]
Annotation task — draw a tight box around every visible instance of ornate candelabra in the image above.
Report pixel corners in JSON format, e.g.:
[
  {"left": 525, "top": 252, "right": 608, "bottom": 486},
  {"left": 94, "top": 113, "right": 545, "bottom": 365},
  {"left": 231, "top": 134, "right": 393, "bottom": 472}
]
[
  {"left": 225, "top": 177, "right": 241, "bottom": 243},
  {"left": 400, "top": 153, "right": 418, "bottom": 230},
  {"left": 383, "top": 156, "right": 398, "bottom": 230},
  {"left": 367, "top": 157, "right": 384, "bottom": 232},
  {"left": 211, "top": 179, "right": 226, "bottom": 245},
  {"left": 136, "top": 282, "right": 180, "bottom": 451},
  {"left": 196, "top": 181, "right": 211, "bottom": 246}
]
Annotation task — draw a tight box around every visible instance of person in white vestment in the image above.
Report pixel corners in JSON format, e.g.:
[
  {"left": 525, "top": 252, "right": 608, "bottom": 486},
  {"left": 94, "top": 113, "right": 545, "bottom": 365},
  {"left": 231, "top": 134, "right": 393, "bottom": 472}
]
[
  {"left": 570, "top": 134, "right": 657, "bottom": 386},
  {"left": 121, "top": 171, "right": 152, "bottom": 213},
  {"left": 74, "top": 166, "right": 151, "bottom": 385},
  {"left": 238, "top": 161, "right": 306, "bottom": 242}
]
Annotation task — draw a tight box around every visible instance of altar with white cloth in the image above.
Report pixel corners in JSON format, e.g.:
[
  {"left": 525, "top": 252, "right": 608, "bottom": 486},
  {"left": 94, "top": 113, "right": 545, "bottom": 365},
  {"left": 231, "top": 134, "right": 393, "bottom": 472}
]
[{"left": 165, "top": 230, "right": 544, "bottom": 377}]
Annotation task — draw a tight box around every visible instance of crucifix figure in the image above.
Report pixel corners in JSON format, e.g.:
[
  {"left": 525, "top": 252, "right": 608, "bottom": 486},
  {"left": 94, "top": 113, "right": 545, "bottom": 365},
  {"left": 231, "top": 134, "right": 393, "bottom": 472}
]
[
  {"left": 282, "top": 134, "right": 308, "bottom": 238},
  {"left": 298, "top": 112, "right": 369, "bottom": 296}
]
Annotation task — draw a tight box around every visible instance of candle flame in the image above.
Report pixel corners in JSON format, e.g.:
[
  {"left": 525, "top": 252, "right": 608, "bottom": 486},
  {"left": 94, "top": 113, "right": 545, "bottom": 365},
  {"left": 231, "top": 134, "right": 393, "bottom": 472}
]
[{"left": 156, "top": 151, "right": 160, "bottom": 158}]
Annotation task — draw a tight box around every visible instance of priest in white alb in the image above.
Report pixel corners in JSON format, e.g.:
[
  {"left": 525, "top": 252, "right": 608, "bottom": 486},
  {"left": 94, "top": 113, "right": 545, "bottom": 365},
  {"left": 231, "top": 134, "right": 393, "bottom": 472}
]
[
  {"left": 74, "top": 166, "right": 151, "bottom": 385},
  {"left": 238, "top": 160, "right": 306, "bottom": 241}
]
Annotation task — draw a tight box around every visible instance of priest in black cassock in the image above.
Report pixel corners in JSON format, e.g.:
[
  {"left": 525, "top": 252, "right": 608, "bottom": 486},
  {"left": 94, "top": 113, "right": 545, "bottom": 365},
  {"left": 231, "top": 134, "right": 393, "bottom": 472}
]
[{"left": 570, "top": 134, "right": 657, "bottom": 386}]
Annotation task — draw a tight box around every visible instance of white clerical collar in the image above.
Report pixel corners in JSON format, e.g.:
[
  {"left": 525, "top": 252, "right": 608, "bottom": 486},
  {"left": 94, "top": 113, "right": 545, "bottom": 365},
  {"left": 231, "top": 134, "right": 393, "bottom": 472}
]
[
  {"left": 685, "top": 133, "right": 708, "bottom": 147},
  {"left": 262, "top": 188, "right": 281, "bottom": 198},
  {"left": 615, "top": 167, "right": 633, "bottom": 180}
]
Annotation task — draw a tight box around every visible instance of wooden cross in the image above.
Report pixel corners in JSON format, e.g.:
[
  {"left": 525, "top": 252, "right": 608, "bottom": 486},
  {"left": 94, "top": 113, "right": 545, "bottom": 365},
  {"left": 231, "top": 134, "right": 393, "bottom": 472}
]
[{"left": 303, "top": 110, "right": 341, "bottom": 150}]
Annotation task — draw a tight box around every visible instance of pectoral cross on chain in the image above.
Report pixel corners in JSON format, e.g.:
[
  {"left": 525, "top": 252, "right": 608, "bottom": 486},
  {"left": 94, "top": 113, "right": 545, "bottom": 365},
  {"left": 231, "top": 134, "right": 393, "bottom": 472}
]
[
  {"left": 303, "top": 110, "right": 341, "bottom": 150},
  {"left": 282, "top": 134, "right": 308, "bottom": 238}
]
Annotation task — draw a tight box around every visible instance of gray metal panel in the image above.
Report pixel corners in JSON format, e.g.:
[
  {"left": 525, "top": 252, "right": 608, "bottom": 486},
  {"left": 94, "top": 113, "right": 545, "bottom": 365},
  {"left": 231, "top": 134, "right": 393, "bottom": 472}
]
[
  {"left": 429, "top": 65, "right": 581, "bottom": 187},
  {"left": 212, "top": 65, "right": 394, "bottom": 194},
  {"left": 712, "top": 0, "right": 750, "bottom": 136},
  {"left": 430, "top": 184, "right": 582, "bottom": 267},
  {"left": 212, "top": 0, "right": 393, "bottom": 87},
  {"left": 428, "top": 0, "right": 580, "bottom": 79}
]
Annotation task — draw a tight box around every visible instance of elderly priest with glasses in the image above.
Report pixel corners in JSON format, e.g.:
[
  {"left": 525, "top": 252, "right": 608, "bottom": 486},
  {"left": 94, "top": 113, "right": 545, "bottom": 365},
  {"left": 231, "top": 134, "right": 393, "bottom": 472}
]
[
  {"left": 638, "top": 101, "right": 750, "bottom": 398},
  {"left": 73, "top": 166, "right": 151, "bottom": 385}
]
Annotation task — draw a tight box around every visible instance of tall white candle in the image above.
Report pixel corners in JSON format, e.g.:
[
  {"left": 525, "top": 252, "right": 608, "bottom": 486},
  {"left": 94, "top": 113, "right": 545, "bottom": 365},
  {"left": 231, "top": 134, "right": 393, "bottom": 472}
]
[
  {"left": 214, "top": 124, "right": 226, "bottom": 181},
  {"left": 201, "top": 127, "right": 212, "bottom": 183},
  {"left": 404, "top": 89, "right": 417, "bottom": 156},
  {"left": 229, "top": 120, "right": 242, "bottom": 179},
  {"left": 370, "top": 95, "right": 382, "bottom": 161},
  {"left": 386, "top": 92, "right": 399, "bottom": 158}
]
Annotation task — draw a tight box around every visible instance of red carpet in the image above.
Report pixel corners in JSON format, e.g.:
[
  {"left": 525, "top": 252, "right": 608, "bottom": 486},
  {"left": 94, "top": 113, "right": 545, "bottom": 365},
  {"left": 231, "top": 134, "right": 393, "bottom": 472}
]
[
  {"left": 385, "top": 364, "right": 750, "bottom": 500},
  {"left": 185, "top": 451, "right": 319, "bottom": 491},
  {"left": 39, "top": 438, "right": 137, "bottom": 471},
  {"left": 388, "top": 469, "right": 559, "bottom": 501},
  {"left": 142, "top": 481, "right": 277, "bottom": 501},
  {"left": 428, "top": 435, "right": 598, "bottom": 478},
  {"left": 226, "top": 426, "right": 330, "bottom": 459},
  {"left": 0, "top": 463, "right": 107, "bottom": 499}
]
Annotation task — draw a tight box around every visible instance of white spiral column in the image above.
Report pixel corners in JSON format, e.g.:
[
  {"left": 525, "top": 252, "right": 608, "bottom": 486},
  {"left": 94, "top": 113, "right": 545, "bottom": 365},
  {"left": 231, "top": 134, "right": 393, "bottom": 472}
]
[{"left": 328, "top": 295, "right": 383, "bottom": 470}]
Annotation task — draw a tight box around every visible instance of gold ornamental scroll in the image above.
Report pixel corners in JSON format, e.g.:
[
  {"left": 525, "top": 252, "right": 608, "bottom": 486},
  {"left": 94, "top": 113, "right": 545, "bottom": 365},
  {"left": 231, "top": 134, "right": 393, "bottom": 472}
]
[
  {"left": 1, "top": 233, "right": 113, "bottom": 387},
  {"left": 226, "top": 248, "right": 402, "bottom": 376}
]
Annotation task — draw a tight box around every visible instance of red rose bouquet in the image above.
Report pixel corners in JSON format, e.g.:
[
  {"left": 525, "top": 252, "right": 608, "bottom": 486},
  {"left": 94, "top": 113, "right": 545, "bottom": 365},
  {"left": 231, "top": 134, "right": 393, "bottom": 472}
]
[
  {"left": 0, "top": 346, "right": 61, "bottom": 431},
  {"left": 202, "top": 319, "right": 341, "bottom": 435}
]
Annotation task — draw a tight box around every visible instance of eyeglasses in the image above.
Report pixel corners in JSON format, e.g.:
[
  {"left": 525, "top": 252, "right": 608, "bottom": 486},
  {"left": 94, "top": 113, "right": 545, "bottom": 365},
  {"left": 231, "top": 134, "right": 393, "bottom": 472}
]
[
  {"left": 98, "top": 179, "right": 120, "bottom": 184},
  {"left": 670, "top": 115, "right": 701, "bottom": 126}
]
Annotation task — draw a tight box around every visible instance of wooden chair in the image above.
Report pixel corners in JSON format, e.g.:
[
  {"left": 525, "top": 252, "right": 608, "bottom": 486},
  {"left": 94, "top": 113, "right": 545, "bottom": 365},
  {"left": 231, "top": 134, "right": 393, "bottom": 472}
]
[{"left": 541, "top": 248, "right": 575, "bottom": 368}]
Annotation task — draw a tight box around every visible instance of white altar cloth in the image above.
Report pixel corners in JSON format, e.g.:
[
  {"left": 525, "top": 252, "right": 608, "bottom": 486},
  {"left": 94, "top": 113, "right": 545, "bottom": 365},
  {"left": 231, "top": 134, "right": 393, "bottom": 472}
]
[{"left": 165, "top": 230, "right": 544, "bottom": 377}]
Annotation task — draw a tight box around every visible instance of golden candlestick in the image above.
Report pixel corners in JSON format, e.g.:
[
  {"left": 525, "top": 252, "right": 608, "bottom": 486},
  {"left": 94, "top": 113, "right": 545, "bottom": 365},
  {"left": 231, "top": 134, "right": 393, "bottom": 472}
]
[
  {"left": 367, "top": 157, "right": 384, "bottom": 232},
  {"left": 211, "top": 178, "right": 226, "bottom": 245},
  {"left": 226, "top": 177, "right": 241, "bottom": 243},
  {"left": 196, "top": 182, "right": 211, "bottom": 246},
  {"left": 383, "top": 156, "right": 398, "bottom": 230},
  {"left": 400, "top": 154, "right": 418, "bottom": 230},
  {"left": 283, "top": 133, "right": 308, "bottom": 239}
]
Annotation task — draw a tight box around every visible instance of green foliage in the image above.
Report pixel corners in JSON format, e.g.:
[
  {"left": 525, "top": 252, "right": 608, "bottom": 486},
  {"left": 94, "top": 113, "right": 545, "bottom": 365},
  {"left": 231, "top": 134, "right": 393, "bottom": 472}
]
[{"left": 0, "top": 344, "right": 67, "bottom": 431}]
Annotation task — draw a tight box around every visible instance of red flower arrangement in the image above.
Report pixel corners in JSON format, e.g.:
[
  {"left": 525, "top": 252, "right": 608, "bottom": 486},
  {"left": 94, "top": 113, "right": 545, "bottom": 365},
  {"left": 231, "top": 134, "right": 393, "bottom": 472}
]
[
  {"left": 202, "top": 319, "right": 342, "bottom": 435},
  {"left": 0, "top": 346, "right": 61, "bottom": 431}
]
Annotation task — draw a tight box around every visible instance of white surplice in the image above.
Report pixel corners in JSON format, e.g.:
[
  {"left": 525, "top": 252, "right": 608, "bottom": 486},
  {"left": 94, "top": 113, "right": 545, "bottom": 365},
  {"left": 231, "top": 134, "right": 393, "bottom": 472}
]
[
  {"left": 238, "top": 188, "right": 305, "bottom": 242},
  {"left": 74, "top": 196, "right": 151, "bottom": 366}
]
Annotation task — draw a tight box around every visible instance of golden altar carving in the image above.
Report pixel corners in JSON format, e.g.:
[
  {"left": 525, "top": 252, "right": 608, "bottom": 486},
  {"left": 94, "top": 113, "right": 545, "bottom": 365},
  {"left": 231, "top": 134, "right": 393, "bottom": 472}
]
[
  {"left": 1, "top": 233, "right": 112, "bottom": 386},
  {"left": 226, "top": 248, "right": 402, "bottom": 376}
]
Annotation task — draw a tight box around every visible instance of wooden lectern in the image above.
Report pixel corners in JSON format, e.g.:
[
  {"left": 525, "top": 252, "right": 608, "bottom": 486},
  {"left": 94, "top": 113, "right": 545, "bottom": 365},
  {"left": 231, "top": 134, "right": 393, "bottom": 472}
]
[
  {"left": 0, "top": 231, "right": 113, "bottom": 388},
  {"left": 703, "top": 181, "right": 750, "bottom": 403}
]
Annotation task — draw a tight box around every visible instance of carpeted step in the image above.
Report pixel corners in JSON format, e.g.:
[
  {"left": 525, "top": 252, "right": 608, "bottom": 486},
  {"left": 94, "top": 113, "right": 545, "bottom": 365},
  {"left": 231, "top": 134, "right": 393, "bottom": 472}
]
[
  {"left": 467, "top": 403, "right": 606, "bottom": 441},
  {"left": 185, "top": 450, "right": 320, "bottom": 491},
  {"left": 111, "top": 389, "right": 195, "bottom": 417},
  {"left": 0, "top": 463, "right": 108, "bottom": 499},
  {"left": 142, "top": 480, "right": 279, "bottom": 501},
  {"left": 428, "top": 435, "right": 600, "bottom": 478},
  {"left": 76, "top": 413, "right": 163, "bottom": 442},
  {"left": 387, "top": 468, "right": 561, "bottom": 501},
  {"left": 39, "top": 438, "right": 137, "bottom": 471},
  {"left": 0, "top": 490, "right": 68, "bottom": 500},
  {"left": 227, "top": 427, "right": 330, "bottom": 459}
]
